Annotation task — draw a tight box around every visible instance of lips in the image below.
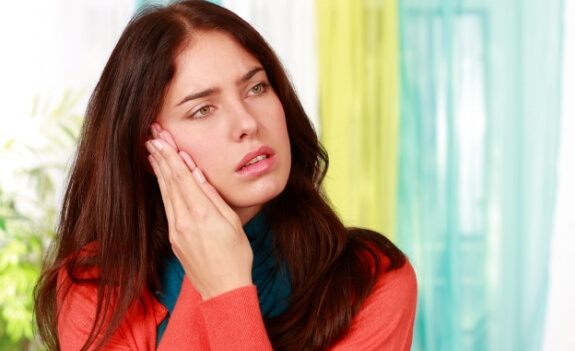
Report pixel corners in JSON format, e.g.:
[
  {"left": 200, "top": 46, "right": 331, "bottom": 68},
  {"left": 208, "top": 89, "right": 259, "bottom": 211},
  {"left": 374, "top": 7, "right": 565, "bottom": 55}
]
[{"left": 236, "top": 146, "right": 275, "bottom": 172}]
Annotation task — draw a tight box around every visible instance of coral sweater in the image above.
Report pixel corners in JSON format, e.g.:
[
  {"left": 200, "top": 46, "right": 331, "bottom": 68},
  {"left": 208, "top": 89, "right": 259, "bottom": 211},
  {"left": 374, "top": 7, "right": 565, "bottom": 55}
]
[{"left": 57, "top": 260, "right": 417, "bottom": 350}]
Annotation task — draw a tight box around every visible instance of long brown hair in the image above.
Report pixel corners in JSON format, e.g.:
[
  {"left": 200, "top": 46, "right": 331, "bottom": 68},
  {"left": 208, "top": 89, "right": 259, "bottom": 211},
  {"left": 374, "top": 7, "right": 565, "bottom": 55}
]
[{"left": 34, "top": 1, "right": 406, "bottom": 350}]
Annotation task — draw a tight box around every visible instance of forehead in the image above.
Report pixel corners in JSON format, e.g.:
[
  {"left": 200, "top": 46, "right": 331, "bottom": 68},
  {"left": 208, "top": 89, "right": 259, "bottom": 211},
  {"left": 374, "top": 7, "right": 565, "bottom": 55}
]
[{"left": 172, "top": 31, "right": 261, "bottom": 85}]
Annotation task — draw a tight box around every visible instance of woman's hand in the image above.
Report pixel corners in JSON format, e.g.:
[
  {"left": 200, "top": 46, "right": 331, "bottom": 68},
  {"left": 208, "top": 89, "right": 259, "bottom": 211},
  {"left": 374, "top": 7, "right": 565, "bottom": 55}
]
[{"left": 146, "top": 123, "right": 254, "bottom": 300}]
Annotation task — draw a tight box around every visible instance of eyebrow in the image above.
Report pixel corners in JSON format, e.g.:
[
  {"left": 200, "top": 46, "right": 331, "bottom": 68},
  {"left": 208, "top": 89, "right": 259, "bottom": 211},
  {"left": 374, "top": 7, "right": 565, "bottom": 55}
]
[{"left": 175, "top": 66, "right": 265, "bottom": 107}]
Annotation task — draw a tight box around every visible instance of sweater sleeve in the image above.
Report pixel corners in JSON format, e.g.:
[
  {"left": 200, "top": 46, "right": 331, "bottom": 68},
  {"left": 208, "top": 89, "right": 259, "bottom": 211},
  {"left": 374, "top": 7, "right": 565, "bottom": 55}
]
[
  {"left": 330, "top": 260, "right": 418, "bottom": 351},
  {"left": 158, "top": 278, "right": 273, "bottom": 351}
]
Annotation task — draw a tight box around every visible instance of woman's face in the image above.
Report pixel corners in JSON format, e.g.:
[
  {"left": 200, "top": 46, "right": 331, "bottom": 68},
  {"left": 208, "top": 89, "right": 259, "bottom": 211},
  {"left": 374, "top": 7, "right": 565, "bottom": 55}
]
[{"left": 155, "top": 31, "right": 291, "bottom": 223}]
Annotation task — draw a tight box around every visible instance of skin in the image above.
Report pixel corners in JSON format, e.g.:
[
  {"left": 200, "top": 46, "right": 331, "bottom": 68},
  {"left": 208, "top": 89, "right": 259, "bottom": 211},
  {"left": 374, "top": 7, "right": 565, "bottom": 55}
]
[
  {"left": 145, "top": 31, "right": 291, "bottom": 300},
  {"left": 155, "top": 30, "right": 291, "bottom": 224}
]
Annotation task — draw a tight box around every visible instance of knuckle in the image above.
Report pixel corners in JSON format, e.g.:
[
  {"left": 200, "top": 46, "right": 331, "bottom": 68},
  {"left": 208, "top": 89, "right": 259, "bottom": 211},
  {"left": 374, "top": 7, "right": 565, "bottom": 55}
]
[
  {"left": 168, "top": 234, "right": 177, "bottom": 246},
  {"left": 172, "top": 168, "right": 187, "bottom": 183},
  {"left": 191, "top": 207, "right": 210, "bottom": 221},
  {"left": 174, "top": 219, "right": 191, "bottom": 233}
]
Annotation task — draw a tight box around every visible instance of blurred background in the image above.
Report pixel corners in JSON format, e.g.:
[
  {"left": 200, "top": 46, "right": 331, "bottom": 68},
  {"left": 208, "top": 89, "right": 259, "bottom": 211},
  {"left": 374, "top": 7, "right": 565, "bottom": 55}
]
[{"left": 0, "top": 0, "right": 572, "bottom": 350}]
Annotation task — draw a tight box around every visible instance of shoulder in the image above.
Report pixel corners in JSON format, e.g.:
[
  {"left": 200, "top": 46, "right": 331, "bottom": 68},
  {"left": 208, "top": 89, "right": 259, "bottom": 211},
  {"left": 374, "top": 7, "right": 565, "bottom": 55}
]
[
  {"left": 360, "top": 233, "right": 417, "bottom": 328},
  {"left": 332, "top": 258, "right": 417, "bottom": 350},
  {"left": 345, "top": 228, "right": 417, "bottom": 306},
  {"left": 330, "top": 229, "right": 417, "bottom": 351},
  {"left": 361, "top": 257, "right": 417, "bottom": 322},
  {"left": 373, "top": 258, "right": 418, "bottom": 309}
]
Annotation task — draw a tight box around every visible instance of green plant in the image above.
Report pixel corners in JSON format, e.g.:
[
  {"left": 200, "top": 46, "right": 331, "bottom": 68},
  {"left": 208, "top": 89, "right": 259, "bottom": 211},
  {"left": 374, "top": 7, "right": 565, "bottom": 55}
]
[
  {"left": 0, "top": 91, "right": 83, "bottom": 350},
  {"left": 0, "top": 189, "right": 44, "bottom": 350}
]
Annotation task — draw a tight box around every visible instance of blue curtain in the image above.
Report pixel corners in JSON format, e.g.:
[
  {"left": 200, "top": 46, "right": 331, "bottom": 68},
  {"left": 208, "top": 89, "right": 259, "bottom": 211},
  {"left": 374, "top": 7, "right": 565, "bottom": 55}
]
[{"left": 397, "top": 0, "right": 564, "bottom": 350}]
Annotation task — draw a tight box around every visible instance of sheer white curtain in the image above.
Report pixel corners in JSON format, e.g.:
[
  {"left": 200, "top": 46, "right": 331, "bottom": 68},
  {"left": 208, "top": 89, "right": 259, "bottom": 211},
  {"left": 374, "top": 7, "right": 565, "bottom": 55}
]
[
  {"left": 543, "top": 0, "right": 575, "bottom": 349},
  {"left": 0, "top": 0, "right": 134, "bottom": 116},
  {"left": 220, "top": 0, "right": 319, "bottom": 131},
  {"left": 0, "top": 0, "right": 134, "bottom": 207}
]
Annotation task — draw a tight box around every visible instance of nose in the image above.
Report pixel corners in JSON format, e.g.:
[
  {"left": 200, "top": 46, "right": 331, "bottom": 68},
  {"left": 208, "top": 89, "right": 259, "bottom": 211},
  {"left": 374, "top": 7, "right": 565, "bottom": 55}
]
[{"left": 228, "top": 99, "right": 258, "bottom": 141}]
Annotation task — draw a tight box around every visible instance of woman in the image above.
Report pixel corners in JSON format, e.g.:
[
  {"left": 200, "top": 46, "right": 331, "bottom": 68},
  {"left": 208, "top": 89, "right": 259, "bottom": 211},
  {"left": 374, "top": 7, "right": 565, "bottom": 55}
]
[{"left": 34, "top": 1, "right": 416, "bottom": 350}]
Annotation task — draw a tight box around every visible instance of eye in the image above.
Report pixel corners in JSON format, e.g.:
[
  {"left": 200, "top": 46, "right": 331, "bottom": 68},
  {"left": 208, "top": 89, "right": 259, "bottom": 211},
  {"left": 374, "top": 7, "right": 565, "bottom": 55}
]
[
  {"left": 191, "top": 105, "right": 214, "bottom": 119},
  {"left": 248, "top": 82, "right": 268, "bottom": 96}
]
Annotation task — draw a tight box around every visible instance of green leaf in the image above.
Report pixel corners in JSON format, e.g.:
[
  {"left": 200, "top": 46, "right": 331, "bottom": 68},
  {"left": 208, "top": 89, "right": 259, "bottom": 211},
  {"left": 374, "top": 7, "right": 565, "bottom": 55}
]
[{"left": 0, "top": 91, "right": 84, "bottom": 348}]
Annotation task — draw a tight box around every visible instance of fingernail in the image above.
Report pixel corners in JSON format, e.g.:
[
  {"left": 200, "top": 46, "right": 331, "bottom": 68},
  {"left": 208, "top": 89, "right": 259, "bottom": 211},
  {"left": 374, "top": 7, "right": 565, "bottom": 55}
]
[
  {"left": 152, "top": 139, "right": 164, "bottom": 150},
  {"left": 193, "top": 168, "right": 206, "bottom": 183}
]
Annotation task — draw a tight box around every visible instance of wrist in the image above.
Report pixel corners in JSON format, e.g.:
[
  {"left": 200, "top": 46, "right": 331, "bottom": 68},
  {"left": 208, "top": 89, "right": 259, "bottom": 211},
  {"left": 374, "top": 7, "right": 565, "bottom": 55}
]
[{"left": 197, "top": 277, "right": 254, "bottom": 300}]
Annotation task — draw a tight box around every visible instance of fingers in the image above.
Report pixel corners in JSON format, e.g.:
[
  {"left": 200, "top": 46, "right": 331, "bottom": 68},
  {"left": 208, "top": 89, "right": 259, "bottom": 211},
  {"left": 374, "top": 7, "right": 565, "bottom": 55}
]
[
  {"left": 180, "top": 151, "right": 240, "bottom": 227},
  {"left": 146, "top": 138, "right": 214, "bottom": 217},
  {"left": 147, "top": 140, "right": 195, "bottom": 235},
  {"left": 148, "top": 154, "right": 174, "bottom": 222},
  {"left": 151, "top": 123, "right": 178, "bottom": 149},
  {"left": 160, "top": 130, "right": 178, "bottom": 149},
  {"left": 179, "top": 150, "right": 197, "bottom": 171},
  {"left": 147, "top": 125, "right": 239, "bottom": 226}
]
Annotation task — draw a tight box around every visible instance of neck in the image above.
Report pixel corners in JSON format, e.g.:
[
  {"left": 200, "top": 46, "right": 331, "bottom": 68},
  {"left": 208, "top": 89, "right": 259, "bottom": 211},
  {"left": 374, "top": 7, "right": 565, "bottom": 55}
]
[{"left": 234, "top": 204, "right": 263, "bottom": 225}]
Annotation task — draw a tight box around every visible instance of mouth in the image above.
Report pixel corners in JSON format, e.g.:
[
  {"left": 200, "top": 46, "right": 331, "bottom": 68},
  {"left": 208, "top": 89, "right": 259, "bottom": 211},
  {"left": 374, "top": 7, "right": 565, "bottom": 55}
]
[
  {"left": 236, "top": 146, "right": 275, "bottom": 172},
  {"left": 242, "top": 154, "right": 268, "bottom": 168}
]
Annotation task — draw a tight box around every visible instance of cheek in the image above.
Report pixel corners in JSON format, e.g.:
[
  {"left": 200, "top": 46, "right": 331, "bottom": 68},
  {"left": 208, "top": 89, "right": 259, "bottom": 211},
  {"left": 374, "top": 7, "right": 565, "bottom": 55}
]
[
  {"left": 264, "top": 102, "right": 288, "bottom": 137},
  {"left": 275, "top": 115, "right": 290, "bottom": 148},
  {"left": 171, "top": 130, "right": 216, "bottom": 170}
]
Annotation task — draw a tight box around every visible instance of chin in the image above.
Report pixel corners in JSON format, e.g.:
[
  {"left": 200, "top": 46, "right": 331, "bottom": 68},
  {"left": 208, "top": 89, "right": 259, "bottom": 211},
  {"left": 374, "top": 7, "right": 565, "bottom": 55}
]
[{"left": 225, "top": 180, "right": 286, "bottom": 209}]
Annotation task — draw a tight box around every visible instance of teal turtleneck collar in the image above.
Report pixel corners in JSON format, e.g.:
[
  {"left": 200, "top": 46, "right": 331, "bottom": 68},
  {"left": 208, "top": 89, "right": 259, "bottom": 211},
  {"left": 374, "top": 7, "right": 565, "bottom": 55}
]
[{"left": 155, "top": 211, "right": 291, "bottom": 343}]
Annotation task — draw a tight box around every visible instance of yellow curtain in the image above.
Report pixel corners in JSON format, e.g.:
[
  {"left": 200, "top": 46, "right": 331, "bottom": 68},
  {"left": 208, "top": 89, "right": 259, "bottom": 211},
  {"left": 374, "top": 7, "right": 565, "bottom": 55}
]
[{"left": 316, "top": 0, "right": 400, "bottom": 239}]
